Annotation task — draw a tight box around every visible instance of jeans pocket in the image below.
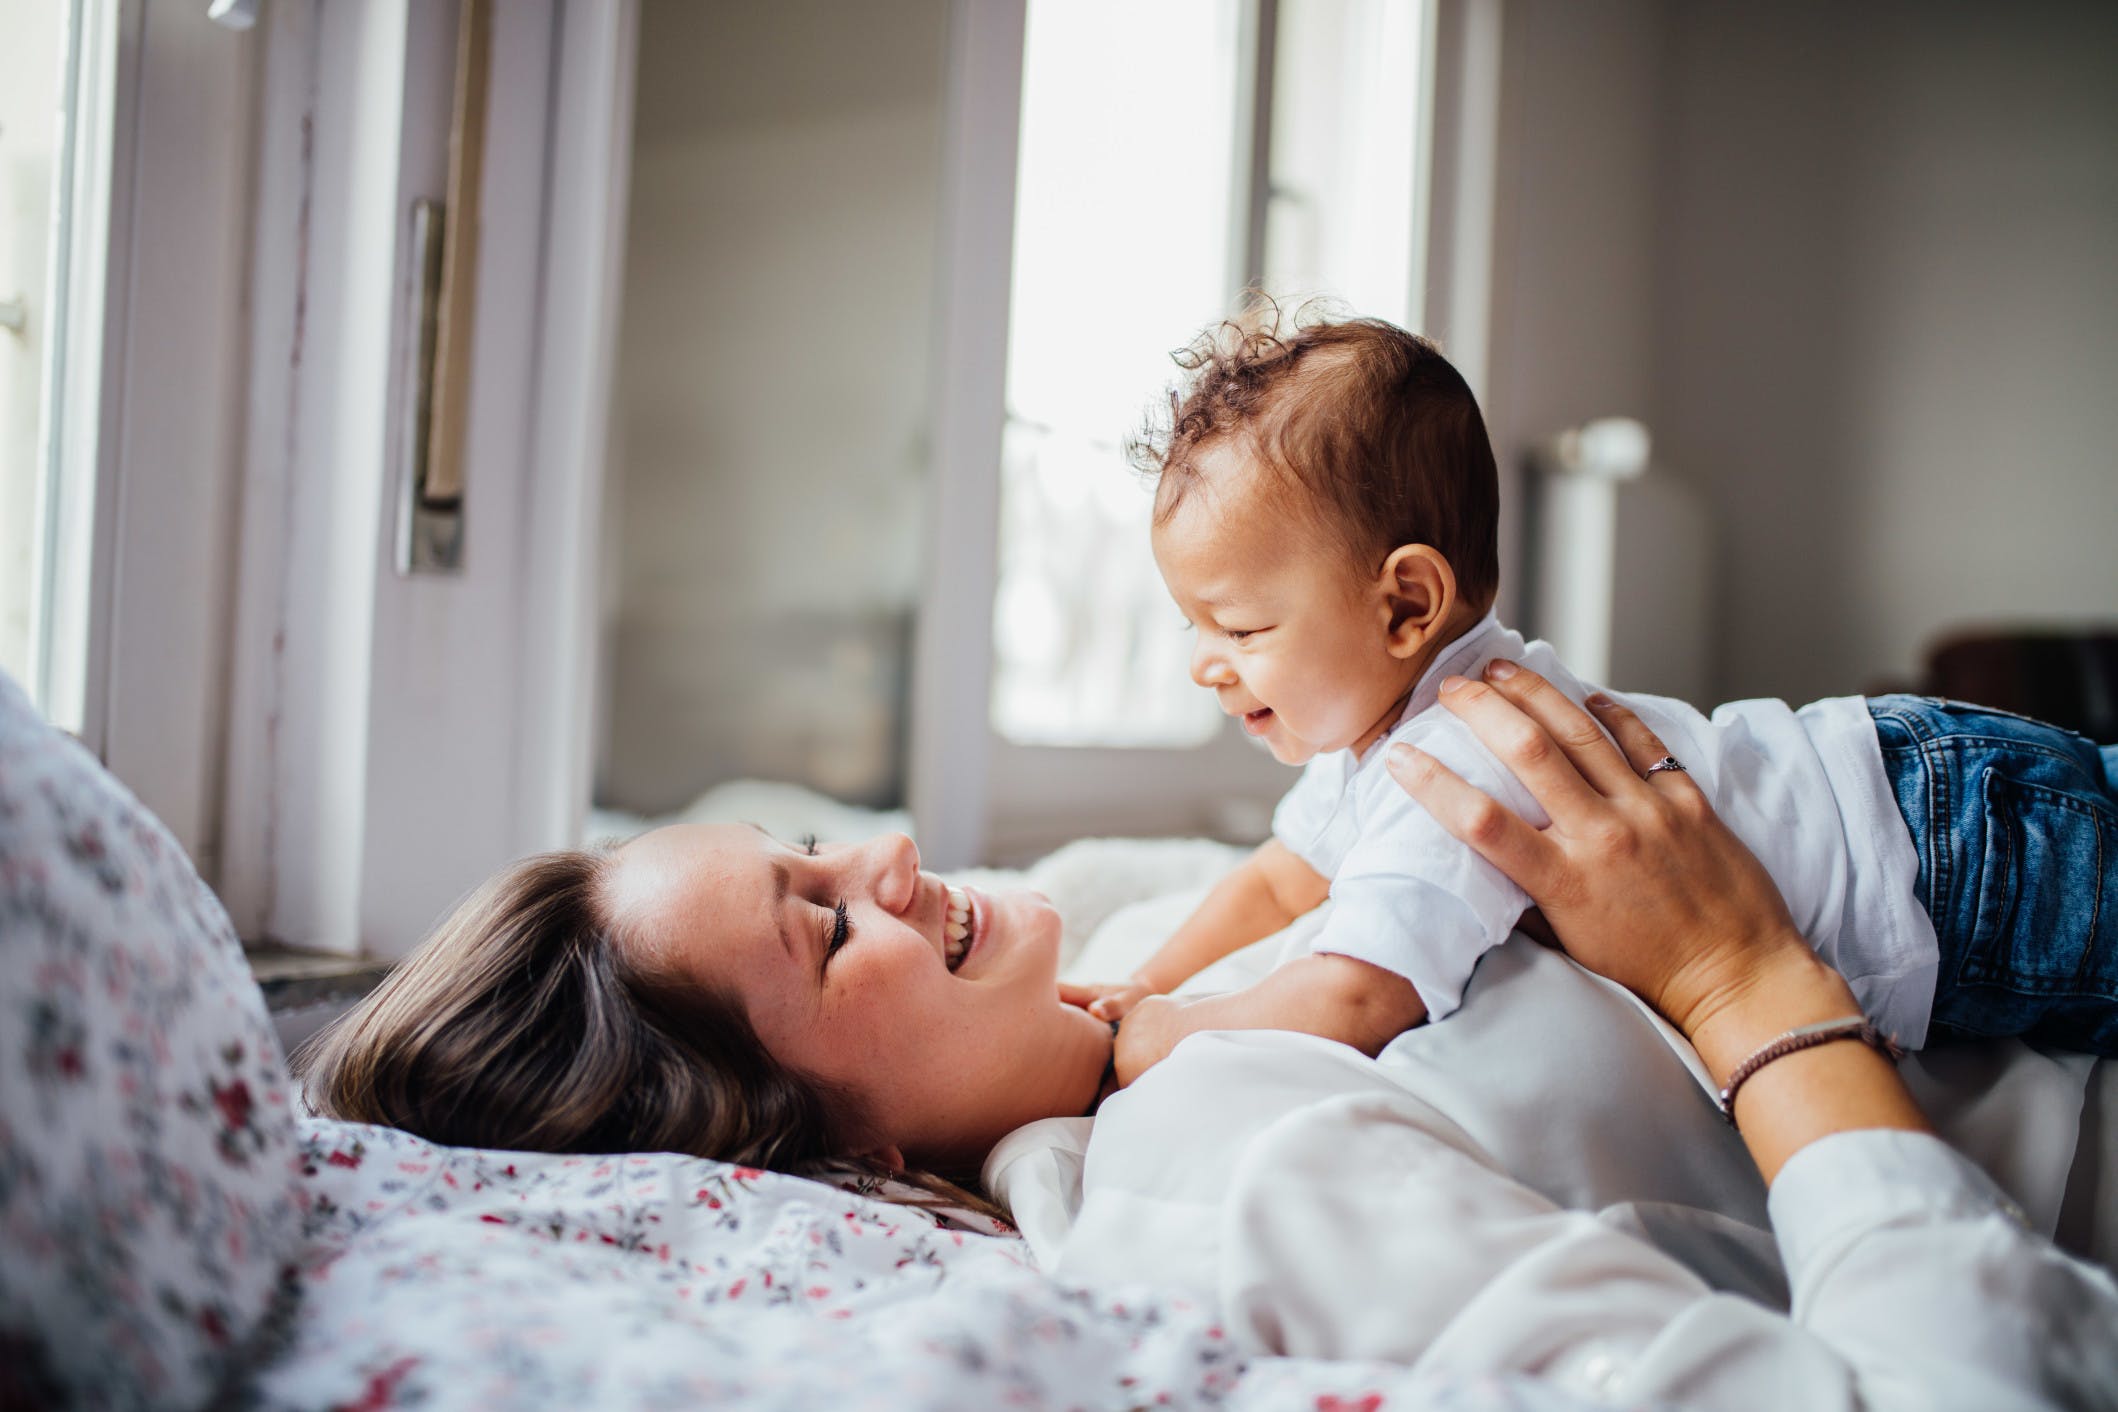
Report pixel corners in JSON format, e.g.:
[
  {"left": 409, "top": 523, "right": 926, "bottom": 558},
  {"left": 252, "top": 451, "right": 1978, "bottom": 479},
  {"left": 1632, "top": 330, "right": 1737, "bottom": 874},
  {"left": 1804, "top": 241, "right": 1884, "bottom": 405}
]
[{"left": 1966, "top": 769, "right": 2118, "bottom": 1003}]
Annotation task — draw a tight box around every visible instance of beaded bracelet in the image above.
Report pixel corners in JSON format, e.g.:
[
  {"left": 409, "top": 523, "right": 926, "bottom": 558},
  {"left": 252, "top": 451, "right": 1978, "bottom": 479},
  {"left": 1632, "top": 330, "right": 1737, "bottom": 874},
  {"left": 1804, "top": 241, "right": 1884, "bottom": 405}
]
[{"left": 1717, "top": 1017, "right": 1903, "bottom": 1127}]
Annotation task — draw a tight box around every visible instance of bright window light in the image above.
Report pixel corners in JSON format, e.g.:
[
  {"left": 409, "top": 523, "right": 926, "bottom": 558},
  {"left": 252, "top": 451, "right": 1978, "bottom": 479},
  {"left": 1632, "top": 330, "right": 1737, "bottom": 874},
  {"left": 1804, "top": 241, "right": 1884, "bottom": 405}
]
[
  {"left": 1265, "top": 0, "right": 1427, "bottom": 330},
  {"left": 0, "top": 0, "right": 112, "bottom": 731},
  {"left": 991, "top": 0, "right": 1243, "bottom": 748},
  {"left": 989, "top": 0, "right": 1428, "bottom": 749}
]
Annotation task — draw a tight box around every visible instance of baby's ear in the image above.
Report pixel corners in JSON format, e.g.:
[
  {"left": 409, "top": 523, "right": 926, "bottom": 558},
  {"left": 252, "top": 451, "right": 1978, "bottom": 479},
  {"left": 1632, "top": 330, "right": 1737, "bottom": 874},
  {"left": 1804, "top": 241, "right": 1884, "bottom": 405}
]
[{"left": 1379, "top": 544, "right": 1457, "bottom": 658}]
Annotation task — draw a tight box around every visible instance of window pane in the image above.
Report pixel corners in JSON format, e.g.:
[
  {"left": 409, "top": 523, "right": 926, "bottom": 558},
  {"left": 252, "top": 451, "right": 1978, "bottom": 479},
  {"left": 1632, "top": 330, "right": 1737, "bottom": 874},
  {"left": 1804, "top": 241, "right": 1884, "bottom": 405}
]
[
  {"left": 0, "top": 0, "right": 107, "bottom": 731},
  {"left": 0, "top": 2, "right": 67, "bottom": 693},
  {"left": 991, "top": 0, "right": 1243, "bottom": 748},
  {"left": 1264, "top": 0, "right": 1428, "bottom": 325}
]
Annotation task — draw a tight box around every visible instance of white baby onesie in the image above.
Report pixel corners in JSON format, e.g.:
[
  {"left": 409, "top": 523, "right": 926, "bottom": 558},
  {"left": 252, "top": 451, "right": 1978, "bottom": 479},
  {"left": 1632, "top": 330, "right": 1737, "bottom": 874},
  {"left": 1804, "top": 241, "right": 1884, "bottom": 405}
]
[{"left": 1270, "top": 614, "right": 1939, "bottom": 1044}]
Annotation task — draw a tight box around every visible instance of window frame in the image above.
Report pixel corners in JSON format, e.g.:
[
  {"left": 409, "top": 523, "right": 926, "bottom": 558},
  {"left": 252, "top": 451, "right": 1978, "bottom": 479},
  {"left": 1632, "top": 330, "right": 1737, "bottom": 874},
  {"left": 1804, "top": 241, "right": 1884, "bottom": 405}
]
[
  {"left": 911, "top": 0, "right": 1488, "bottom": 867},
  {"left": 21, "top": 0, "right": 261, "bottom": 883}
]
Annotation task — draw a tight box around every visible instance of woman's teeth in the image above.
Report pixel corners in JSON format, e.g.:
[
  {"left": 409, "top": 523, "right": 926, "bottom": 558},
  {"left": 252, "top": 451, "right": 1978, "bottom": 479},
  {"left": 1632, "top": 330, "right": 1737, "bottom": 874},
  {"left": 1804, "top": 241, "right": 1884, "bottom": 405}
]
[{"left": 944, "top": 884, "right": 970, "bottom": 970}]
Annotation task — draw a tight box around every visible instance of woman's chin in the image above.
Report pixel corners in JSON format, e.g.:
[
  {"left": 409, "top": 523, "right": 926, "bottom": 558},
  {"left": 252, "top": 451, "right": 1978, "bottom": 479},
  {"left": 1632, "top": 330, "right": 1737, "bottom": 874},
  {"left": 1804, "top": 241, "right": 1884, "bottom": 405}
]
[{"left": 974, "top": 886, "right": 1063, "bottom": 977}]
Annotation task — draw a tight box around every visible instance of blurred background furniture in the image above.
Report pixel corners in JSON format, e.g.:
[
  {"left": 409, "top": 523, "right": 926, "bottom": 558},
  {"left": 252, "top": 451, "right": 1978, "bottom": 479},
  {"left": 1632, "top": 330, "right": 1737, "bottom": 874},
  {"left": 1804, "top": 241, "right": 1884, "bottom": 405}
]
[{"left": 1899, "top": 628, "right": 2118, "bottom": 742}]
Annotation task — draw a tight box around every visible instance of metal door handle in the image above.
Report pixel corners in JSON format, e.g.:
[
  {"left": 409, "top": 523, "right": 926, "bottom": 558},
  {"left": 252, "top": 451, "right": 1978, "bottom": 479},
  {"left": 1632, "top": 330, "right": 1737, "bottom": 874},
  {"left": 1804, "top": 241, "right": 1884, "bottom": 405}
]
[{"left": 395, "top": 0, "right": 491, "bottom": 576}]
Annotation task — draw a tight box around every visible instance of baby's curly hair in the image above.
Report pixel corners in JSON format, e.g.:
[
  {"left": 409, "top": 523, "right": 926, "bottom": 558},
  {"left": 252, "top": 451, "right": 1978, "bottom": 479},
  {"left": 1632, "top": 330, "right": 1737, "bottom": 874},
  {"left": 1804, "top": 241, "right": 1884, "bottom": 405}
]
[{"left": 1131, "top": 301, "right": 1500, "bottom": 609}]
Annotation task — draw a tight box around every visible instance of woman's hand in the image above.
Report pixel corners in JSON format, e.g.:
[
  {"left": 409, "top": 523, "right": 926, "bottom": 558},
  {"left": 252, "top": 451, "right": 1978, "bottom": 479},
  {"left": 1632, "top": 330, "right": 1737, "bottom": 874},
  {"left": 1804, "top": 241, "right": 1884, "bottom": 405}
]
[
  {"left": 1385, "top": 664, "right": 1826, "bottom": 1047},
  {"left": 1384, "top": 662, "right": 1927, "bottom": 1179}
]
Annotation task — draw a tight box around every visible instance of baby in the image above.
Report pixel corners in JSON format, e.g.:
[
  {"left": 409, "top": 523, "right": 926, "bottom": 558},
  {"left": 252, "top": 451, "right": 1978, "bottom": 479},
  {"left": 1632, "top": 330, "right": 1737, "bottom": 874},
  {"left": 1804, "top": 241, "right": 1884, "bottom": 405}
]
[{"left": 1081, "top": 312, "right": 2118, "bottom": 1081}]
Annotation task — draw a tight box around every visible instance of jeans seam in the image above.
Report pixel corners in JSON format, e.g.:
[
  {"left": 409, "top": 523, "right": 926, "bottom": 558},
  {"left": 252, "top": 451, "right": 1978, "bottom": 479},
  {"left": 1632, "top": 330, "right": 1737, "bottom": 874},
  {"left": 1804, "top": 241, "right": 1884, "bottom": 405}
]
[
  {"left": 1880, "top": 725, "right": 2087, "bottom": 766},
  {"left": 2076, "top": 809, "right": 2104, "bottom": 990},
  {"left": 1926, "top": 735, "right": 1954, "bottom": 959},
  {"left": 1867, "top": 698, "right": 2093, "bottom": 766}
]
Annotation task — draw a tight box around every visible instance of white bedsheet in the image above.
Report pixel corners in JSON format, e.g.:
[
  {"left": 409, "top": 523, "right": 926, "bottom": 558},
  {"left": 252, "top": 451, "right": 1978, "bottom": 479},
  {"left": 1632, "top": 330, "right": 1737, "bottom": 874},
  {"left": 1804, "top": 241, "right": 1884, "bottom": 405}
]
[{"left": 251, "top": 1115, "right": 1629, "bottom": 1410}]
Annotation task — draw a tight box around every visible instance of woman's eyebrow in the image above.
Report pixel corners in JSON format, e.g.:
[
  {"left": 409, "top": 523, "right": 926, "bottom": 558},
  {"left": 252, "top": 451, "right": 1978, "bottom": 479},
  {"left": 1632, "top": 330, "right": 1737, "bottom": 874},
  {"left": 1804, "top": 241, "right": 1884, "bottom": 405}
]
[{"left": 769, "top": 861, "right": 796, "bottom": 961}]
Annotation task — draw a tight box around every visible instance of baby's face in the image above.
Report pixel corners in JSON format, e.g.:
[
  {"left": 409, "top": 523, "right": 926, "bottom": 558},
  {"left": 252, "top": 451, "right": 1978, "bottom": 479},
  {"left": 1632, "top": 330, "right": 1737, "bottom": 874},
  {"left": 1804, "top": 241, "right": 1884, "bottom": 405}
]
[{"left": 1152, "top": 444, "right": 1418, "bottom": 765}]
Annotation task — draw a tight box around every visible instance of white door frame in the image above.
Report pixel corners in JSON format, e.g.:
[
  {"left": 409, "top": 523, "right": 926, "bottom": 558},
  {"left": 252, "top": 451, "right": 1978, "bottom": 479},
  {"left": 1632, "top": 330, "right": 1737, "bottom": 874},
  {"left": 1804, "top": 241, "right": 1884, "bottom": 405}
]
[
  {"left": 904, "top": 0, "right": 1027, "bottom": 871},
  {"left": 217, "top": 0, "right": 636, "bottom": 957}
]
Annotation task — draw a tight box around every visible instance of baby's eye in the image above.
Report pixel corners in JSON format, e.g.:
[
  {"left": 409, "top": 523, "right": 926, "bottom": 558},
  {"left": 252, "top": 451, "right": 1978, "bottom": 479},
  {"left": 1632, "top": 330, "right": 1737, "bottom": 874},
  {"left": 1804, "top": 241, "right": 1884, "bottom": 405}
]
[{"left": 1225, "top": 628, "right": 1259, "bottom": 643}]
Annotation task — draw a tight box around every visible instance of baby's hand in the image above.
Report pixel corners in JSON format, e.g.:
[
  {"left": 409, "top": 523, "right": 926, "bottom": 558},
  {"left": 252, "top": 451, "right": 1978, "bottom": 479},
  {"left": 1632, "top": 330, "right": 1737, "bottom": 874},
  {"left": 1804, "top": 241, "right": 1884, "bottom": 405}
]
[
  {"left": 1111, "top": 995, "right": 1189, "bottom": 1087},
  {"left": 1058, "top": 977, "right": 1161, "bottom": 1022}
]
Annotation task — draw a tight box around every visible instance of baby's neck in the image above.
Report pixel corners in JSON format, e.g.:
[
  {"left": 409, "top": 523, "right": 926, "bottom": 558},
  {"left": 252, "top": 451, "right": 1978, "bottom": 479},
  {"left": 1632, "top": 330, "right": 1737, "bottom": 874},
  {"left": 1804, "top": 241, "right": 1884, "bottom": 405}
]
[{"left": 1349, "top": 602, "right": 1487, "bottom": 759}]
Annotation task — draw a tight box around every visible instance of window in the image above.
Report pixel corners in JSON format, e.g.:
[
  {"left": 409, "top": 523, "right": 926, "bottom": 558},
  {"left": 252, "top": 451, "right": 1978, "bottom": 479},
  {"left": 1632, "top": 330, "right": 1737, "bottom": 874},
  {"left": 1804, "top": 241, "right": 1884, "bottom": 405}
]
[
  {"left": 989, "top": 0, "right": 1428, "bottom": 748},
  {"left": 0, "top": 0, "right": 113, "bottom": 733}
]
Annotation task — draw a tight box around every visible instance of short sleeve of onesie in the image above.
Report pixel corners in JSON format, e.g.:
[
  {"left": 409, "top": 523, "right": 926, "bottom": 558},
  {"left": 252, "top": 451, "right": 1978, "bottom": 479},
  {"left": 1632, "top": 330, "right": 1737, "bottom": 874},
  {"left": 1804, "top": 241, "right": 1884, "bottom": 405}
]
[
  {"left": 1277, "top": 710, "right": 1555, "bottom": 1020},
  {"left": 1271, "top": 753, "right": 1357, "bottom": 875}
]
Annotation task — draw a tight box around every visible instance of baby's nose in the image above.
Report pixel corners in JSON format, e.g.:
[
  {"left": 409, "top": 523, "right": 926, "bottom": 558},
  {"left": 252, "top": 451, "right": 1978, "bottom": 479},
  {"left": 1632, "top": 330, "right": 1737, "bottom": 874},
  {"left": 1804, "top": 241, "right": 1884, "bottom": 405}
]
[{"left": 1190, "top": 636, "right": 1234, "bottom": 687}]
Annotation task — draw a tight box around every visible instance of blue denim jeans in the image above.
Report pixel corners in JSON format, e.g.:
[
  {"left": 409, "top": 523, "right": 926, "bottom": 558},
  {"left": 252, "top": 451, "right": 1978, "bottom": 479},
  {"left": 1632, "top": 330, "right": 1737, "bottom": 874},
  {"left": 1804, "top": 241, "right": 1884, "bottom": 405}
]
[{"left": 1868, "top": 695, "right": 2118, "bottom": 1055}]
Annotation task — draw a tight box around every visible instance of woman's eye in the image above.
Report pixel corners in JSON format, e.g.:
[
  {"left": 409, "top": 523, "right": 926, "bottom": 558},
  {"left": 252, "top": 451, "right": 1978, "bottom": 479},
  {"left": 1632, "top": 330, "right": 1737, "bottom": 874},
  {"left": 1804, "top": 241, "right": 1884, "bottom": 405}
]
[{"left": 823, "top": 898, "right": 852, "bottom": 963}]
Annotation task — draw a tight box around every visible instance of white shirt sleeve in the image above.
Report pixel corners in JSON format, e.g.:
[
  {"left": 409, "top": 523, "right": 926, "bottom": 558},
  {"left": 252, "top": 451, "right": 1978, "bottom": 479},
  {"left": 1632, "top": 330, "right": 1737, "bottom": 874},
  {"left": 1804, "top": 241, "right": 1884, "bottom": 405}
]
[
  {"left": 1270, "top": 755, "right": 1350, "bottom": 875},
  {"left": 1306, "top": 711, "right": 1549, "bottom": 1018}
]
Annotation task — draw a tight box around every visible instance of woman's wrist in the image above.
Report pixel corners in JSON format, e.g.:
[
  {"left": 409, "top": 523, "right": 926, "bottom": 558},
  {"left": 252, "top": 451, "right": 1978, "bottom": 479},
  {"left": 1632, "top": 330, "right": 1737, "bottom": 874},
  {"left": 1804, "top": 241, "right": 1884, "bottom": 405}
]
[{"left": 1677, "top": 943, "right": 1863, "bottom": 1089}]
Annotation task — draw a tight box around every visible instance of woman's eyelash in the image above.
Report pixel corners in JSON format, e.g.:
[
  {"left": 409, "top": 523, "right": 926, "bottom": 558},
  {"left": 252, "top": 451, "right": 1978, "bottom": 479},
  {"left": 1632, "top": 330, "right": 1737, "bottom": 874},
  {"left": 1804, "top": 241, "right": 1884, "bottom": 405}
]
[
  {"left": 824, "top": 898, "right": 851, "bottom": 962},
  {"left": 798, "top": 833, "right": 819, "bottom": 855}
]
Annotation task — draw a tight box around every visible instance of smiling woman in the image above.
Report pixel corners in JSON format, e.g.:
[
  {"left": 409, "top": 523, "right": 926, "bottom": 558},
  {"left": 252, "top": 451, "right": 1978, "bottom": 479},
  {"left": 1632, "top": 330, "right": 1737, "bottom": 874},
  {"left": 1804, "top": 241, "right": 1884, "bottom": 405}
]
[
  {"left": 296, "top": 825, "right": 1115, "bottom": 1213},
  {"left": 602, "top": 825, "right": 1113, "bottom": 1170}
]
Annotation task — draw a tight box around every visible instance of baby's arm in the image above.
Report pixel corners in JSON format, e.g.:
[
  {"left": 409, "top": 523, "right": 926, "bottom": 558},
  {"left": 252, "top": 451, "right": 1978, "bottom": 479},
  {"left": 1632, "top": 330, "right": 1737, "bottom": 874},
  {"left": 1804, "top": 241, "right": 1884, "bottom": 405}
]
[
  {"left": 1112, "top": 955, "right": 1426, "bottom": 1085},
  {"left": 1067, "top": 840, "right": 1329, "bottom": 1021}
]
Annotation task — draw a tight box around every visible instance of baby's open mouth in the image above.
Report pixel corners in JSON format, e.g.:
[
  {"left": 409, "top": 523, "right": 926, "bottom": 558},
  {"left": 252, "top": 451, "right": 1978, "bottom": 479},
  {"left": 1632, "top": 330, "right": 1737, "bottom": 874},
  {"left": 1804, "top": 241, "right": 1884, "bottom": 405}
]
[
  {"left": 944, "top": 883, "right": 972, "bottom": 971},
  {"left": 1242, "top": 707, "right": 1275, "bottom": 735}
]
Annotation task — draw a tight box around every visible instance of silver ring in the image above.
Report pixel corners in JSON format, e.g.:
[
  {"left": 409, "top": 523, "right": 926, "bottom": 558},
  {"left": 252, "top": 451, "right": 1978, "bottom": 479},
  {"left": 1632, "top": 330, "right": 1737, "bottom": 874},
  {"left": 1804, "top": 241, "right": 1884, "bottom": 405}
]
[{"left": 1644, "top": 755, "right": 1687, "bottom": 778}]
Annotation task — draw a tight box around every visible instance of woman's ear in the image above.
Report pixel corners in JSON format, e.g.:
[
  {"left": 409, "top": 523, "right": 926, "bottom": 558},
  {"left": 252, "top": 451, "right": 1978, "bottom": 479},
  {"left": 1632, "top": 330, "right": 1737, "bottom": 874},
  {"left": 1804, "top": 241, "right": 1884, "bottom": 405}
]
[{"left": 1378, "top": 545, "right": 1459, "bottom": 659}]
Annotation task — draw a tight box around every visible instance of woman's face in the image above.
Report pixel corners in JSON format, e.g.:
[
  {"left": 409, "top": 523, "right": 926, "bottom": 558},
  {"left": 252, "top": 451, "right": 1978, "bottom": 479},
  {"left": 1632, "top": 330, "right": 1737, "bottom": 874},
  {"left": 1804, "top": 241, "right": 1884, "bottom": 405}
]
[{"left": 605, "top": 824, "right": 1111, "bottom": 1169}]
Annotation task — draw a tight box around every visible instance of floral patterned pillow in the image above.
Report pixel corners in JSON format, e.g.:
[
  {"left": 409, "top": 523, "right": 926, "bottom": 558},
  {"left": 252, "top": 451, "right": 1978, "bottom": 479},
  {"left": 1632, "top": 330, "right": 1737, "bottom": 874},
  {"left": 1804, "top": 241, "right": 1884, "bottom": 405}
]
[{"left": 0, "top": 673, "right": 300, "bottom": 1411}]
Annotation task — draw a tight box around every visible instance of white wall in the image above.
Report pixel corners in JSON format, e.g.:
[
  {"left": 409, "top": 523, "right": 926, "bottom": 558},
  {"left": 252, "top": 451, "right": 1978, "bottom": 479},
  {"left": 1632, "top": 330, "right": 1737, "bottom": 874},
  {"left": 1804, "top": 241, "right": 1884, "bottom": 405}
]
[
  {"left": 1653, "top": 0, "right": 2118, "bottom": 704},
  {"left": 1483, "top": 0, "right": 1667, "bottom": 620},
  {"left": 603, "top": 0, "right": 948, "bottom": 815}
]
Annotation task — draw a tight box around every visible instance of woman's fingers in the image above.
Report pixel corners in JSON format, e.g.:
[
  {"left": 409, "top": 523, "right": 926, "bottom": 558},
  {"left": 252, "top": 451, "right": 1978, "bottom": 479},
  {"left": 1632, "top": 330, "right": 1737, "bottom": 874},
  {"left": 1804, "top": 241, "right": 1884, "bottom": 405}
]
[
  {"left": 1575, "top": 694, "right": 1719, "bottom": 821},
  {"left": 1584, "top": 690, "right": 1674, "bottom": 770},
  {"left": 1385, "top": 741, "right": 1561, "bottom": 899},
  {"left": 1426, "top": 673, "right": 1608, "bottom": 819},
  {"left": 1468, "top": 663, "right": 1642, "bottom": 800}
]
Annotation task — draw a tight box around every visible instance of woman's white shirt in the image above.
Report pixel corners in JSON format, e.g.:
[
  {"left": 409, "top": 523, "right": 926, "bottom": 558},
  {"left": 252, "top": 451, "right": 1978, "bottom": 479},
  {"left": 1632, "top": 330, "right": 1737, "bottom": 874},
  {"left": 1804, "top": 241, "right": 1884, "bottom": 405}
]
[{"left": 989, "top": 939, "right": 2118, "bottom": 1409}]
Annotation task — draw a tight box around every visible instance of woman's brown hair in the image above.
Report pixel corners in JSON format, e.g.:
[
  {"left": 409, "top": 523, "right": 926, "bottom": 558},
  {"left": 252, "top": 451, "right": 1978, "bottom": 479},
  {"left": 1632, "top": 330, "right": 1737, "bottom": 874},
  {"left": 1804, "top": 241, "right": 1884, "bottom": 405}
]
[{"left": 294, "top": 849, "right": 1004, "bottom": 1221}]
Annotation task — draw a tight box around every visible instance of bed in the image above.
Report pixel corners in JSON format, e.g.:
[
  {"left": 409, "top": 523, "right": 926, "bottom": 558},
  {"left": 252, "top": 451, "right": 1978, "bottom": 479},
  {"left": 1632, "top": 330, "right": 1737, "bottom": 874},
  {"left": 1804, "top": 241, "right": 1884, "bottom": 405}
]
[{"left": 5, "top": 680, "right": 2112, "bottom": 1410}]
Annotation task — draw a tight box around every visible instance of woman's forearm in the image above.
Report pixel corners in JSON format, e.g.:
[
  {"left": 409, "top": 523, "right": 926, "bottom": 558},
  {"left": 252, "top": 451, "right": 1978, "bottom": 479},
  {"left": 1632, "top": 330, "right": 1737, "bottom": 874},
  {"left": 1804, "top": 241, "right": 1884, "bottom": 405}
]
[{"left": 1678, "top": 944, "right": 1932, "bottom": 1184}]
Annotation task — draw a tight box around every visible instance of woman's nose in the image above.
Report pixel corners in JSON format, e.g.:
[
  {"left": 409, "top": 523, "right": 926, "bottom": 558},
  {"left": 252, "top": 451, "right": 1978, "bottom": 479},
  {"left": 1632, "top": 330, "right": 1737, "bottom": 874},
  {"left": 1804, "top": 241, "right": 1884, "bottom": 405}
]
[{"left": 860, "top": 832, "right": 921, "bottom": 913}]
